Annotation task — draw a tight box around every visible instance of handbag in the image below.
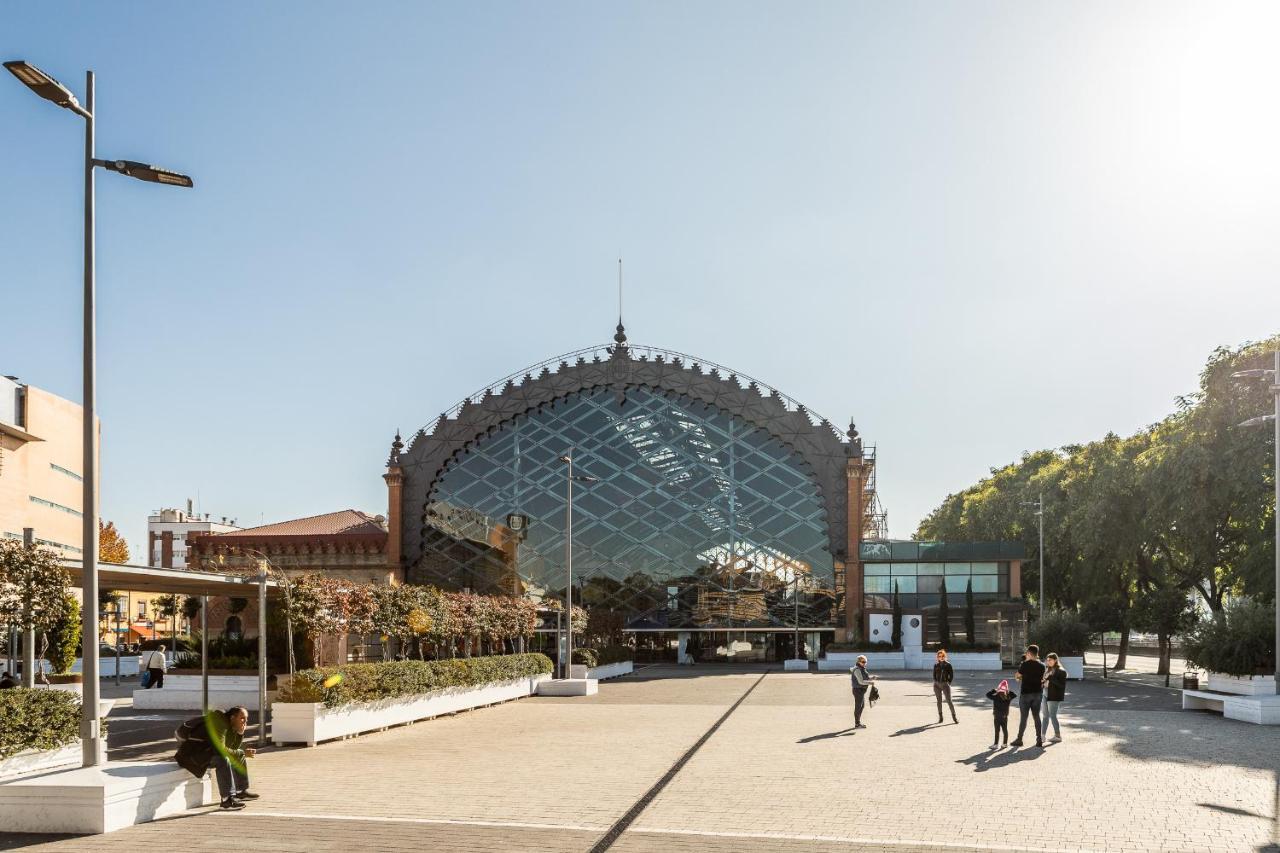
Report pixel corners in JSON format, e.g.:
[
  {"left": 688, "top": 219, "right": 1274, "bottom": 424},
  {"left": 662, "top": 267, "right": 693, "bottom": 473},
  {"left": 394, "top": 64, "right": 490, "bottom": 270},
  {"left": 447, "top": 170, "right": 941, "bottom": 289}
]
[
  {"left": 868, "top": 683, "right": 880, "bottom": 706},
  {"left": 140, "top": 669, "right": 152, "bottom": 688}
]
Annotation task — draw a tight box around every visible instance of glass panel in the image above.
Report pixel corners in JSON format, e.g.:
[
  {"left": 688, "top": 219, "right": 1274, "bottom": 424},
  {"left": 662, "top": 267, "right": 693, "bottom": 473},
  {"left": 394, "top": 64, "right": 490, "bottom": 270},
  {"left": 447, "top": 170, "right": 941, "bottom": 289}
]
[
  {"left": 916, "top": 575, "right": 945, "bottom": 593},
  {"left": 890, "top": 563, "right": 917, "bottom": 576},
  {"left": 971, "top": 562, "right": 999, "bottom": 574},
  {"left": 864, "top": 564, "right": 891, "bottom": 576},
  {"left": 944, "top": 563, "right": 972, "bottom": 575},
  {"left": 971, "top": 575, "right": 998, "bottom": 593},
  {"left": 415, "top": 387, "right": 837, "bottom": 630},
  {"left": 944, "top": 575, "right": 970, "bottom": 592},
  {"left": 890, "top": 576, "right": 917, "bottom": 593},
  {"left": 915, "top": 563, "right": 943, "bottom": 576},
  {"left": 890, "top": 541, "right": 920, "bottom": 561},
  {"left": 864, "top": 576, "right": 892, "bottom": 594}
]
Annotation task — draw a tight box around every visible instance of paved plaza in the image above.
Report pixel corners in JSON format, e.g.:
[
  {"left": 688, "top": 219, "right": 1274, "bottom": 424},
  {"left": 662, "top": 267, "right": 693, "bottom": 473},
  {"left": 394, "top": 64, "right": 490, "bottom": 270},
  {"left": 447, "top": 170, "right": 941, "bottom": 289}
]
[{"left": 2, "top": 665, "right": 1278, "bottom": 852}]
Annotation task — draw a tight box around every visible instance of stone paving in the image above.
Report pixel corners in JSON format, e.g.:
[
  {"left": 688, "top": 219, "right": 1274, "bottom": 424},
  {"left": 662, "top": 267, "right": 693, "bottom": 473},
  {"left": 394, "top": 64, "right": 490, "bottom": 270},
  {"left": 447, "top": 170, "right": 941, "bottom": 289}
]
[{"left": 2, "top": 664, "right": 1278, "bottom": 852}]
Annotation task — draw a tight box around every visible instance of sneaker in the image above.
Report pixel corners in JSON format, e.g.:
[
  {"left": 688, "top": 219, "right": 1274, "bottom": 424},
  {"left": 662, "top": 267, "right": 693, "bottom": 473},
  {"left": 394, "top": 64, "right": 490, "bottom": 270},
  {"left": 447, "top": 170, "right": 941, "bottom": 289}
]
[
  {"left": 988, "top": 742, "right": 999, "bottom": 750},
  {"left": 234, "top": 791, "right": 261, "bottom": 801},
  {"left": 1049, "top": 735, "right": 1062, "bottom": 743},
  {"left": 1036, "top": 740, "right": 1044, "bottom": 748},
  {"left": 952, "top": 718, "right": 959, "bottom": 724},
  {"left": 854, "top": 723, "right": 867, "bottom": 729},
  {"left": 219, "top": 798, "right": 246, "bottom": 811},
  {"left": 1010, "top": 739, "right": 1024, "bottom": 747}
]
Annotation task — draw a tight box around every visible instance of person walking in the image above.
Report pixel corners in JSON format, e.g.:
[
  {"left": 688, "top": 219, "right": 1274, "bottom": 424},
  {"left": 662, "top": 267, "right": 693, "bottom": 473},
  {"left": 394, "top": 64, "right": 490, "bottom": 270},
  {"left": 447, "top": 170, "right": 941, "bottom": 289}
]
[
  {"left": 143, "top": 645, "right": 168, "bottom": 689},
  {"left": 174, "top": 706, "right": 260, "bottom": 810},
  {"left": 1042, "top": 652, "right": 1068, "bottom": 743},
  {"left": 985, "top": 679, "right": 1017, "bottom": 749},
  {"left": 850, "top": 654, "right": 877, "bottom": 729},
  {"left": 1011, "top": 644, "right": 1047, "bottom": 748},
  {"left": 932, "top": 649, "right": 958, "bottom": 724}
]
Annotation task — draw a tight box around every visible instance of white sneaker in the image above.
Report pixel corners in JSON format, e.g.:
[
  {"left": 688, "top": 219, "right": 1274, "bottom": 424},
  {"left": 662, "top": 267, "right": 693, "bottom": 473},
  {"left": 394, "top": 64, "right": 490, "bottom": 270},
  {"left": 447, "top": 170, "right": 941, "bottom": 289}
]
[
  {"left": 1050, "top": 735, "right": 1062, "bottom": 743},
  {"left": 988, "top": 743, "right": 999, "bottom": 749}
]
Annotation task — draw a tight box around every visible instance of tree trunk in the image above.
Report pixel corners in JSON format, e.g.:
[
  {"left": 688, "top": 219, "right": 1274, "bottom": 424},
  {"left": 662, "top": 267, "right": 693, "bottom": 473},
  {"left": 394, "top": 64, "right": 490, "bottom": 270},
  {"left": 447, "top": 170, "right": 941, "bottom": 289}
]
[
  {"left": 1157, "top": 633, "right": 1171, "bottom": 676},
  {"left": 1114, "top": 620, "right": 1130, "bottom": 671}
]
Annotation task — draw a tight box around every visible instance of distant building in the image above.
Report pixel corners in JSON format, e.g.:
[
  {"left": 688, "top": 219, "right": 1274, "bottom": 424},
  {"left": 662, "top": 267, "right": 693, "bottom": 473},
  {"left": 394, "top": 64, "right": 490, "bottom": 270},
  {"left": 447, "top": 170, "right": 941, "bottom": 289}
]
[
  {"left": 148, "top": 502, "right": 241, "bottom": 568},
  {"left": 0, "top": 375, "right": 98, "bottom": 556}
]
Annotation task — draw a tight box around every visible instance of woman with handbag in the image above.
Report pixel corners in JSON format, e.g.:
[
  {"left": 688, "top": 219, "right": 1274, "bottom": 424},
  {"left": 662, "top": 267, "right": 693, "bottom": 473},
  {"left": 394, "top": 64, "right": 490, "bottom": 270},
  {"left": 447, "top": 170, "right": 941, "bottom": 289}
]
[
  {"left": 1042, "top": 652, "right": 1068, "bottom": 742},
  {"left": 850, "top": 655, "right": 877, "bottom": 729}
]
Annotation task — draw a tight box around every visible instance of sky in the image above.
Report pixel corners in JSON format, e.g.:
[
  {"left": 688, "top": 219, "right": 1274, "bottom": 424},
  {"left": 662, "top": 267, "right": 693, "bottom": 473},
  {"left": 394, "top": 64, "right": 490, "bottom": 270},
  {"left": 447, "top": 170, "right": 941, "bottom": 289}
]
[{"left": 3, "top": 2, "right": 1279, "bottom": 561}]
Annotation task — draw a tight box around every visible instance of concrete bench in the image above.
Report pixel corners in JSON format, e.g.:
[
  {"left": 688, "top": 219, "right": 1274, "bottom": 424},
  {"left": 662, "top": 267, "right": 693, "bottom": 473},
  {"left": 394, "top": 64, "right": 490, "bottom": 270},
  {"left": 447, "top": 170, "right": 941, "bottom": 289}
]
[
  {"left": 1183, "top": 689, "right": 1280, "bottom": 725},
  {"left": 1182, "top": 689, "right": 1226, "bottom": 713},
  {"left": 0, "top": 760, "right": 211, "bottom": 834},
  {"left": 133, "top": 675, "right": 266, "bottom": 711}
]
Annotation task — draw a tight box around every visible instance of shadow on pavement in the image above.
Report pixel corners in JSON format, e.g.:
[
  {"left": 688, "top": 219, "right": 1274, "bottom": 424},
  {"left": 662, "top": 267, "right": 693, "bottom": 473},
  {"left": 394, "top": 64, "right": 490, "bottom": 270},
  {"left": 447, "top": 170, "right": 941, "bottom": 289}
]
[
  {"left": 955, "top": 744, "right": 1045, "bottom": 772},
  {"left": 797, "top": 727, "right": 857, "bottom": 743},
  {"left": 888, "top": 722, "right": 946, "bottom": 737}
]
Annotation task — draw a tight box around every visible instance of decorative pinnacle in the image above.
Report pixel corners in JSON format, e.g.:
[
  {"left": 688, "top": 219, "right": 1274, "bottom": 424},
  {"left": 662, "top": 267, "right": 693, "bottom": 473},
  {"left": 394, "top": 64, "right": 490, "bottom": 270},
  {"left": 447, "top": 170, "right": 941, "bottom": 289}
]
[
  {"left": 847, "top": 419, "right": 864, "bottom": 457},
  {"left": 614, "top": 321, "right": 627, "bottom": 346},
  {"left": 387, "top": 429, "right": 404, "bottom": 466}
]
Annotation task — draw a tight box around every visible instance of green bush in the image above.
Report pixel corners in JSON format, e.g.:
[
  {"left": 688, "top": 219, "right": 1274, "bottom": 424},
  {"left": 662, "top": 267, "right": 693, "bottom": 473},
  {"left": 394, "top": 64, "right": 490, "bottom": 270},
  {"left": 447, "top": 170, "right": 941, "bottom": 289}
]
[
  {"left": 173, "top": 652, "right": 258, "bottom": 670},
  {"left": 139, "top": 636, "right": 197, "bottom": 653},
  {"left": 278, "top": 653, "right": 553, "bottom": 708},
  {"left": 593, "top": 645, "right": 633, "bottom": 665},
  {"left": 826, "top": 641, "right": 900, "bottom": 653},
  {"left": 1184, "top": 598, "right": 1276, "bottom": 677},
  {"left": 926, "top": 641, "right": 999, "bottom": 653},
  {"left": 571, "top": 648, "right": 598, "bottom": 667},
  {"left": 1030, "top": 611, "right": 1092, "bottom": 656},
  {"left": 0, "top": 689, "right": 80, "bottom": 759},
  {"left": 46, "top": 592, "right": 80, "bottom": 674}
]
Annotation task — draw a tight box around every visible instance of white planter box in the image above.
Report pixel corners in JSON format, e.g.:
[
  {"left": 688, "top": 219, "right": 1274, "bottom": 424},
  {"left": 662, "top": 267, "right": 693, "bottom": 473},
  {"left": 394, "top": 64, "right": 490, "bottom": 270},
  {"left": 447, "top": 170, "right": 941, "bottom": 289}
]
[
  {"left": 569, "top": 661, "right": 633, "bottom": 680},
  {"left": 1207, "top": 672, "right": 1278, "bottom": 696},
  {"left": 537, "top": 678, "right": 598, "bottom": 696},
  {"left": 133, "top": 675, "right": 266, "bottom": 711},
  {"left": 940, "top": 652, "right": 1003, "bottom": 671},
  {"left": 1061, "top": 656, "right": 1085, "bottom": 680},
  {"left": 0, "top": 740, "right": 106, "bottom": 782},
  {"left": 783, "top": 659, "right": 810, "bottom": 671},
  {"left": 69, "top": 656, "right": 141, "bottom": 677},
  {"left": 819, "top": 651, "right": 906, "bottom": 670},
  {"left": 272, "top": 673, "right": 549, "bottom": 746}
]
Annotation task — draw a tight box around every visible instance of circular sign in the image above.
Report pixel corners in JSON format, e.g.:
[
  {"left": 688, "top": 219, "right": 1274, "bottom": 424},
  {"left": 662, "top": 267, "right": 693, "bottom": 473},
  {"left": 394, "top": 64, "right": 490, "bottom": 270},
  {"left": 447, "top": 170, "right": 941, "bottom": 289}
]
[{"left": 909, "top": 617, "right": 921, "bottom": 628}]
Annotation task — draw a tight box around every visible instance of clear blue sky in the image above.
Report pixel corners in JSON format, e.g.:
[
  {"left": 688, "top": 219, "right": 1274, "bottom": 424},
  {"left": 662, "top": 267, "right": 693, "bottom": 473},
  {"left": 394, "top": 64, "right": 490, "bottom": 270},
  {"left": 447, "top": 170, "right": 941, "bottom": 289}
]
[{"left": 3, "top": 2, "right": 1278, "bottom": 560}]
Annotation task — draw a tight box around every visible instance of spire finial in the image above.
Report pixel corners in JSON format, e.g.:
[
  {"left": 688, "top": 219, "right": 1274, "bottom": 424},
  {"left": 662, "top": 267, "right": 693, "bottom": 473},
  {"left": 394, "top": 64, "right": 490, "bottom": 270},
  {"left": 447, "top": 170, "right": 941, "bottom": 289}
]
[
  {"left": 613, "top": 257, "right": 627, "bottom": 347},
  {"left": 388, "top": 428, "right": 404, "bottom": 466}
]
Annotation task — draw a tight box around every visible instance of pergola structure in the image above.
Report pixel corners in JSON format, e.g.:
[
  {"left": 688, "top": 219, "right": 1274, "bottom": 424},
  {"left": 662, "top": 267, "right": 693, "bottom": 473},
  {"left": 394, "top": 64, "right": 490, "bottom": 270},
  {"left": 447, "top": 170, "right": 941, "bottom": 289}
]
[{"left": 61, "top": 560, "right": 284, "bottom": 745}]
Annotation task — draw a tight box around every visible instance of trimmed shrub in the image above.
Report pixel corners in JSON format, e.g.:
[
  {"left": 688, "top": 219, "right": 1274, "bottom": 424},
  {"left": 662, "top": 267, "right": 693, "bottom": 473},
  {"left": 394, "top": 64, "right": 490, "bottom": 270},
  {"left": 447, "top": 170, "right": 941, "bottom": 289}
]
[
  {"left": 1030, "top": 611, "right": 1091, "bottom": 656},
  {"left": 926, "top": 641, "right": 999, "bottom": 653},
  {"left": 1184, "top": 598, "right": 1276, "bottom": 677},
  {"left": 593, "top": 645, "right": 633, "bottom": 666},
  {"left": 140, "top": 636, "right": 197, "bottom": 653},
  {"left": 826, "top": 641, "right": 900, "bottom": 653},
  {"left": 278, "top": 652, "right": 553, "bottom": 708},
  {"left": 0, "top": 688, "right": 80, "bottom": 759},
  {"left": 571, "top": 648, "right": 598, "bottom": 668},
  {"left": 174, "top": 653, "right": 257, "bottom": 671}
]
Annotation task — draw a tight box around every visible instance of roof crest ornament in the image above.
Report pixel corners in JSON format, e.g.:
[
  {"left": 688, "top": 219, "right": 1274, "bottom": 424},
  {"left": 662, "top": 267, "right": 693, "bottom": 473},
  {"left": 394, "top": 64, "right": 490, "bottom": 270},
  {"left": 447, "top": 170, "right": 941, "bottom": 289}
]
[
  {"left": 387, "top": 429, "right": 404, "bottom": 467},
  {"left": 612, "top": 257, "right": 628, "bottom": 352}
]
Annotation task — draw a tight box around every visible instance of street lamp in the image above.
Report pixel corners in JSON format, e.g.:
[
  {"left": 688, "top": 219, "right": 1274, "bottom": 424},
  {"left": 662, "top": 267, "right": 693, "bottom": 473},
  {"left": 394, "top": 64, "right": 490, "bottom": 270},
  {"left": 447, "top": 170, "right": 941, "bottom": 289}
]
[
  {"left": 1022, "top": 493, "right": 1045, "bottom": 619},
  {"left": 558, "top": 450, "right": 597, "bottom": 680},
  {"left": 1231, "top": 351, "right": 1280, "bottom": 691},
  {"left": 6, "top": 59, "right": 193, "bottom": 768}
]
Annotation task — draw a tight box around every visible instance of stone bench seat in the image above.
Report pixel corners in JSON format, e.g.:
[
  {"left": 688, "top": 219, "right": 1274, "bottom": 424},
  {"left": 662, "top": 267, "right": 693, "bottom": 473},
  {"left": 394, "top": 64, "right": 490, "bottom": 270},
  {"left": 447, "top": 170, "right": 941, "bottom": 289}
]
[
  {"left": 0, "top": 760, "right": 211, "bottom": 834},
  {"left": 1183, "top": 688, "right": 1280, "bottom": 725}
]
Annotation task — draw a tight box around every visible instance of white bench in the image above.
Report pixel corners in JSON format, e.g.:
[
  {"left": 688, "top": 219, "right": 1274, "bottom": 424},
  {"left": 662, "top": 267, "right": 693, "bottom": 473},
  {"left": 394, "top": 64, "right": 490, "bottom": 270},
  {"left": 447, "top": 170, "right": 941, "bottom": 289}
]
[
  {"left": 1183, "top": 689, "right": 1280, "bottom": 725},
  {"left": 1182, "top": 689, "right": 1226, "bottom": 713},
  {"left": 133, "top": 675, "right": 266, "bottom": 711}
]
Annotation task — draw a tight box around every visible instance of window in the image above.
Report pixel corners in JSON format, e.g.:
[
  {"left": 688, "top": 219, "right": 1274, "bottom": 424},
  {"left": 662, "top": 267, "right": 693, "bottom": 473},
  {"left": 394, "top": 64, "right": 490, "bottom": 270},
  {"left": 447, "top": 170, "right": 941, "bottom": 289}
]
[
  {"left": 944, "top": 575, "right": 971, "bottom": 593},
  {"left": 890, "top": 576, "right": 917, "bottom": 593},
  {"left": 137, "top": 601, "right": 147, "bottom": 618},
  {"left": 971, "top": 575, "right": 998, "bottom": 593},
  {"left": 29, "top": 496, "right": 81, "bottom": 517},
  {"left": 971, "top": 562, "right": 999, "bottom": 574},
  {"left": 864, "top": 576, "right": 892, "bottom": 594},
  {"left": 889, "top": 563, "right": 917, "bottom": 576},
  {"left": 944, "top": 563, "right": 971, "bottom": 575},
  {"left": 50, "top": 462, "right": 82, "bottom": 482},
  {"left": 864, "top": 564, "right": 890, "bottom": 576}
]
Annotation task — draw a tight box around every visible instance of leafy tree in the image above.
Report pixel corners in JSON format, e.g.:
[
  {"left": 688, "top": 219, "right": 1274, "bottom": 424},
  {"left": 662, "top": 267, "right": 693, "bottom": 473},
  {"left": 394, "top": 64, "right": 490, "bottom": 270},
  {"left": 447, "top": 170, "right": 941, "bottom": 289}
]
[
  {"left": 45, "top": 592, "right": 81, "bottom": 674},
  {"left": 0, "top": 540, "right": 74, "bottom": 636},
  {"left": 1130, "top": 583, "right": 1197, "bottom": 677},
  {"left": 98, "top": 521, "right": 130, "bottom": 564},
  {"left": 964, "top": 579, "right": 976, "bottom": 644}
]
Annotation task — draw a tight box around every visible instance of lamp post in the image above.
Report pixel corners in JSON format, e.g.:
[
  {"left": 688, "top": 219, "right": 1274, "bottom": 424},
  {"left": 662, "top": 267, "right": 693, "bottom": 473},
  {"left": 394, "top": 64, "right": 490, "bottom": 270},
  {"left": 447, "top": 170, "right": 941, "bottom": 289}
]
[
  {"left": 1231, "top": 350, "right": 1280, "bottom": 691},
  {"left": 1022, "top": 494, "right": 1045, "bottom": 619},
  {"left": 558, "top": 450, "right": 597, "bottom": 679},
  {"left": 5, "top": 59, "right": 193, "bottom": 767}
]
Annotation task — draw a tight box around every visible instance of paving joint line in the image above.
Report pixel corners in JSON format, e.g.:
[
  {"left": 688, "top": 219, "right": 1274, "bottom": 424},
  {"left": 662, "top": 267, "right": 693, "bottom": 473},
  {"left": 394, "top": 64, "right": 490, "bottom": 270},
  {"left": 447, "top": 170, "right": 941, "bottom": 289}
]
[{"left": 588, "top": 670, "right": 769, "bottom": 853}]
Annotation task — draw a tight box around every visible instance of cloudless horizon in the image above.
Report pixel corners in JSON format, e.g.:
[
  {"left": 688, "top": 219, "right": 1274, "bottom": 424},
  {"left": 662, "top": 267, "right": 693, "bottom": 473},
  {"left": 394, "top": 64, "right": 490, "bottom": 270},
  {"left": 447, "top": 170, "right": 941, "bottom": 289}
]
[{"left": 3, "top": 2, "right": 1279, "bottom": 561}]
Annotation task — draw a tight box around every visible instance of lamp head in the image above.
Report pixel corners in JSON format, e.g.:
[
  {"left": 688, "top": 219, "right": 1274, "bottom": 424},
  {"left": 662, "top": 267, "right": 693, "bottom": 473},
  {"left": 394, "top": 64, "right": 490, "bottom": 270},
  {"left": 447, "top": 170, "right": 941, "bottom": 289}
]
[{"left": 3, "top": 60, "right": 87, "bottom": 116}]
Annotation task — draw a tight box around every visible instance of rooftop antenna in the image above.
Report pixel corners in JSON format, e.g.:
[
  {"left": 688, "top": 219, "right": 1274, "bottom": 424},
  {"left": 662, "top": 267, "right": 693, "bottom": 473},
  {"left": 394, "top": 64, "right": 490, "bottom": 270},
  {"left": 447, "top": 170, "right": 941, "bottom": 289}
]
[{"left": 613, "top": 257, "right": 627, "bottom": 348}]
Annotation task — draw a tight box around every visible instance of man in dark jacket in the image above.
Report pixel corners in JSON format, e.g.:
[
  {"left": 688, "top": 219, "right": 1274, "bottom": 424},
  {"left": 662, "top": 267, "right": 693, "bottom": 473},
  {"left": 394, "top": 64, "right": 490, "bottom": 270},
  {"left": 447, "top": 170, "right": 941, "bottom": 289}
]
[
  {"left": 932, "top": 650, "right": 958, "bottom": 725},
  {"left": 174, "top": 706, "right": 259, "bottom": 810},
  {"left": 1011, "top": 644, "right": 1047, "bottom": 748}
]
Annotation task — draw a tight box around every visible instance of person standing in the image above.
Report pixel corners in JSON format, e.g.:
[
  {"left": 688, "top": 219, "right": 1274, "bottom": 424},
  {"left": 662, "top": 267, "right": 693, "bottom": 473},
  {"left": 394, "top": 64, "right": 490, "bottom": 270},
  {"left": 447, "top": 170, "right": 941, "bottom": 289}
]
[
  {"left": 850, "top": 654, "right": 877, "bottom": 729},
  {"left": 932, "top": 649, "right": 958, "bottom": 724},
  {"left": 1011, "top": 644, "right": 1047, "bottom": 748},
  {"left": 985, "top": 679, "right": 1017, "bottom": 748},
  {"left": 174, "top": 706, "right": 260, "bottom": 810},
  {"left": 1042, "top": 652, "right": 1068, "bottom": 743},
  {"left": 143, "top": 644, "right": 167, "bottom": 689}
]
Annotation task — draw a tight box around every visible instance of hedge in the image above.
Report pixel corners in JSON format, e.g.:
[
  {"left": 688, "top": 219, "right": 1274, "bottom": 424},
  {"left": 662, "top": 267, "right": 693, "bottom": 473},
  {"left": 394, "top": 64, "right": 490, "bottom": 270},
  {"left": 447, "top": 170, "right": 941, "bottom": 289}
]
[
  {"left": 278, "top": 653, "right": 553, "bottom": 708},
  {"left": 571, "top": 645, "right": 634, "bottom": 668},
  {"left": 1184, "top": 598, "right": 1276, "bottom": 677},
  {"left": 0, "top": 689, "right": 81, "bottom": 760}
]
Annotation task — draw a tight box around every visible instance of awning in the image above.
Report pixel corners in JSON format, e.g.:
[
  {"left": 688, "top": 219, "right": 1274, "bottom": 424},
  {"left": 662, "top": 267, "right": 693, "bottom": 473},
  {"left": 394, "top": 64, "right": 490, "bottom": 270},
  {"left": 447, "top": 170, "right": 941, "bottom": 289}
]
[{"left": 61, "top": 560, "right": 284, "bottom": 597}]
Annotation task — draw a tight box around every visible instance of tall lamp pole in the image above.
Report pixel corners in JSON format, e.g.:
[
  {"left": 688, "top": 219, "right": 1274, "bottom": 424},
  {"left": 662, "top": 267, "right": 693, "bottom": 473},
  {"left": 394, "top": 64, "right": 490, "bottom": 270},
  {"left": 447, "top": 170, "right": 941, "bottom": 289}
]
[
  {"left": 5, "top": 60, "right": 193, "bottom": 767},
  {"left": 1231, "top": 350, "right": 1280, "bottom": 691},
  {"left": 558, "top": 451, "right": 597, "bottom": 679}
]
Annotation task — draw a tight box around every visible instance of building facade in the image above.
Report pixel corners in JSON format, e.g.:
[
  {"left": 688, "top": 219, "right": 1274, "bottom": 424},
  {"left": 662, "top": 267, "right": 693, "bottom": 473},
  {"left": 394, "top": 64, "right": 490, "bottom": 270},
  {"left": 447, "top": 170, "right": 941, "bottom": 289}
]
[
  {"left": 385, "top": 331, "right": 904, "bottom": 661},
  {"left": 148, "top": 503, "right": 241, "bottom": 568},
  {"left": 0, "top": 376, "right": 97, "bottom": 556}
]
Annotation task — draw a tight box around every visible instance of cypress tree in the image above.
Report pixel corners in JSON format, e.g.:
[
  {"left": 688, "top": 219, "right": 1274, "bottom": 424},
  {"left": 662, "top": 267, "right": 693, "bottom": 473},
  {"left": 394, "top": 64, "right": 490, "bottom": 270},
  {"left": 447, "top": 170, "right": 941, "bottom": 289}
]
[
  {"left": 891, "top": 582, "right": 902, "bottom": 649},
  {"left": 965, "top": 578, "right": 976, "bottom": 645},
  {"left": 937, "top": 583, "right": 952, "bottom": 649}
]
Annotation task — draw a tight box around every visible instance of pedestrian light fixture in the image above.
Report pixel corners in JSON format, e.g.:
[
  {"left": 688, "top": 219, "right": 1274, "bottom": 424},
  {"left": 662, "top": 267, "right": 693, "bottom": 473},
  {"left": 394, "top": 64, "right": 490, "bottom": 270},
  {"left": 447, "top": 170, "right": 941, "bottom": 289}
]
[
  {"left": 98, "top": 159, "right": 194, "bottom": 187},
  {"left": 3, "top": 60, "right": 90, "bottom": 117}
]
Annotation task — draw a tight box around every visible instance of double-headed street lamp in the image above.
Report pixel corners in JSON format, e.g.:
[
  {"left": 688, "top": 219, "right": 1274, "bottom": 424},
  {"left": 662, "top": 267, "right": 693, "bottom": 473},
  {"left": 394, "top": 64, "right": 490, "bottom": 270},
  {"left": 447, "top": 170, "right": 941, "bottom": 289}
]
[
  {"left": 558, "top": 451, "right": 597, "bottom": 680},
  {"left": 5, "top": 59, "right": 193, "bottom": 768},
  {"left": 1231, "top": 351, "right": 1280, "bottom": 691}
]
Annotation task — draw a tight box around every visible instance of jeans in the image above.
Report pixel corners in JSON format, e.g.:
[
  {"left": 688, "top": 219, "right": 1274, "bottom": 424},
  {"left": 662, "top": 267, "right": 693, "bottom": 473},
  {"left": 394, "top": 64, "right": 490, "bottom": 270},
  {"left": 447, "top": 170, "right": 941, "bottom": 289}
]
[
  {"left": 934, "top": 682, "right": 956, "bottom": 721},
  {"left": 853, "top": 689, "right": 865, "bottom": 725},
  {"left": 1044, "top": 699, "right": 1061, "bottom": 737},
  {"left": 146, "top": 668, "right": 164, "bottom": 689},
  {"left": 213, "top": 754, "right": 249, "bottom": 800},
  {"left": 1016, "top": 692, "right": 1043, "bottom": 742},
  {"left": 993, "top": 716, "right": 1009, "bottom": 743}
]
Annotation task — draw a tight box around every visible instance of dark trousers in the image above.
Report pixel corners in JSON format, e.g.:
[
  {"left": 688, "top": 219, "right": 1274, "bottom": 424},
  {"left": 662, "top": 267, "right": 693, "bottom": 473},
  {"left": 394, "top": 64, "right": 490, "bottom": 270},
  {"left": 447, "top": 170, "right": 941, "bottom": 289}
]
[
  {"left": 146, "top": 667, "right": 164, "bottom": 689},
  {"left": 213, "top": 755, "right": 249, "bottom": 799},
  {"left": 853, "top": 689, "right": 866, "bottom": 724},
  {"left": 993, "top": 716, "right": 1009, "bottom": 743},
  {"left": 934, "top": 682, "right": 956, "bottom": 720},
  {"left": 1017, "top": 692, "right": 1043, "bottom": 741}
]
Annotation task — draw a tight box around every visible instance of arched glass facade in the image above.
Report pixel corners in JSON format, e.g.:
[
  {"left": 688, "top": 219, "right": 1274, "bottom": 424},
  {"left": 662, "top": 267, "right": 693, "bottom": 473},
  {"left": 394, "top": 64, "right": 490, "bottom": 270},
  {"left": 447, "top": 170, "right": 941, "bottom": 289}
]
[{"left": 411, "top": 387, "right": 838, "bottom": 631}]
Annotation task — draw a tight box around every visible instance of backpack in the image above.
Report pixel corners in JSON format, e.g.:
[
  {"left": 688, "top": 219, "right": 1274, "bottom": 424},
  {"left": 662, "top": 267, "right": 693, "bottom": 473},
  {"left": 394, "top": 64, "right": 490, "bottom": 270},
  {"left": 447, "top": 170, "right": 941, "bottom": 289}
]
[{"left": 140, "top": 670, "right": 152, "bottom": 688}]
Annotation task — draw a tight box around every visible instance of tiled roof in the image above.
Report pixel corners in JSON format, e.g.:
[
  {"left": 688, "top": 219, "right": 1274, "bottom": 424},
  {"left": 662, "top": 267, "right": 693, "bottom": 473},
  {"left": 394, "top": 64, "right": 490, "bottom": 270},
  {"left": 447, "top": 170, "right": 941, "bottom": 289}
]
[{"left": 211, "top": 510, "right": 386, "bottom": 538}]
